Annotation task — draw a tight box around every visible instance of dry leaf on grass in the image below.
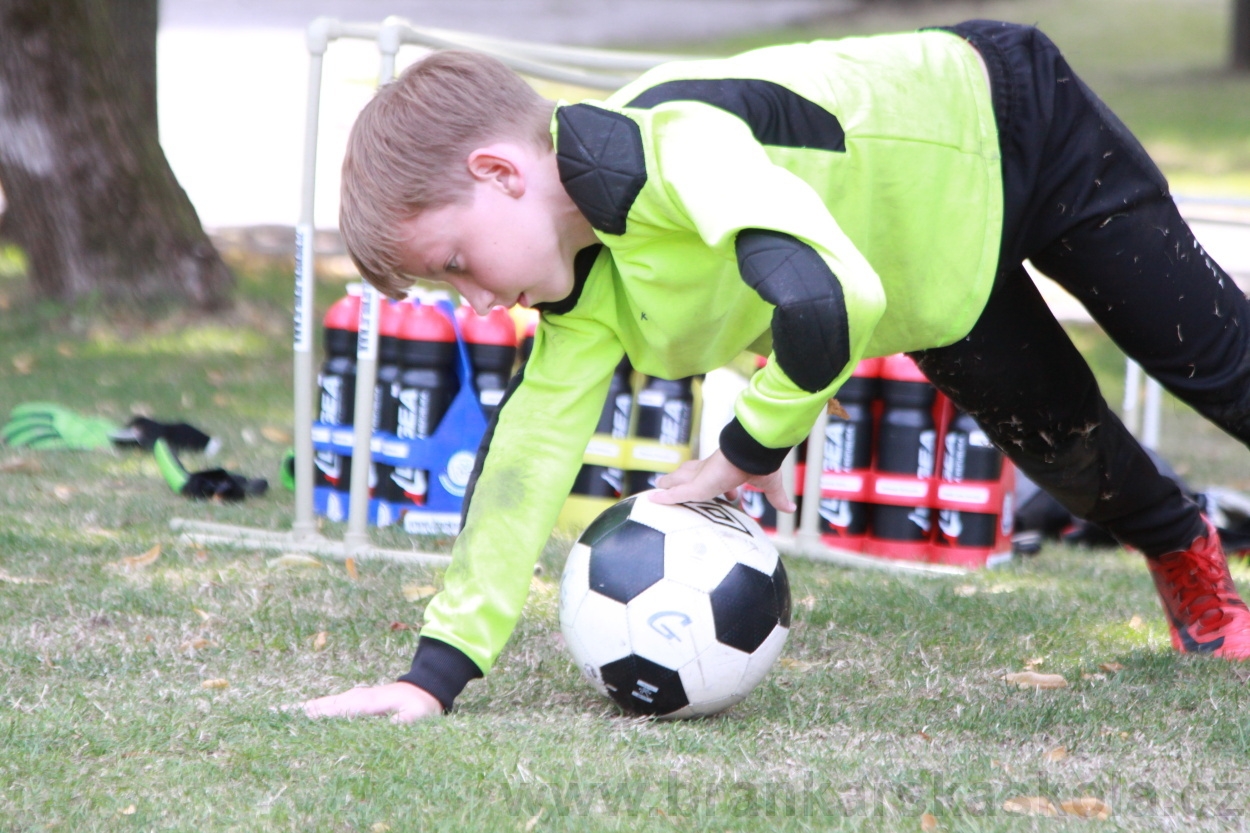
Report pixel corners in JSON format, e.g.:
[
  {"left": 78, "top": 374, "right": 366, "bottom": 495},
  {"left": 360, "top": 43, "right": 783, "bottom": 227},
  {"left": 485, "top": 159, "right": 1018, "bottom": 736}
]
[
  {"left": 313, "top": 631, "right": 328, "bottom": 651},
  {"left": 11, "top": 353, "right": 34, "bottom": 374},
  {"left": 120, "top": 805, "right": 136, "bottom": 816},
  {"left": 371, "top": 824, "right": 391, "bottom": 833},
  {"left": 778, "top": 657, "right": 815, "bottom": 672},
  {"left": 179, "top": 638, "right": 214, "bottom": 653},
  {"left": 1043, "top": 746, "right": 1068, "bottom": 762},
  {"left": 345, "top": 558, "right": 359, "bottom": 580},
  {"left": 1003, "top": 671, "right": 1068, "bottom": 690},
  {"left": 56, "top": 343, "right": 75, "bottom": 358},
  {"left": 920, "top": 812, "right": 939, "bottom": 831},
  {"left": 0, "top": 458, "right": 41, "bottom": 475},
  {"left": 1061, "top": 797, "right": 1112, "bottom": 819},
  {"left": 115, "top": 544, "right": 161, "bottom": 570},
  {"left": 1003, "top": 796, "right": 1058, "bottom": 817},
  {"left": 826, "top": 399, "right": 850, "bottom": 419},
  {"left": 1099, "top": 662, "right": 1124, "bottom": 673},
  {"left": 402, "top": 584, "right": 437, "bottom": 601},
  {"left": 1128, "top": 615, "right": 1145, "bottom": 630},
  {"left": 52, "top": 485, "right": 75, "bottom": 502},
  {"left": 261, "top": 426, "right": 292, "bottom": 444},
  {"left": 201, "top": 679, "right": 229, "bottom": 690},
  {"left": 953, "top": 584, "right": 978, "bottom": 597},
  {"left": 0, "top": 569, "right": 52, "bottom": 585}
]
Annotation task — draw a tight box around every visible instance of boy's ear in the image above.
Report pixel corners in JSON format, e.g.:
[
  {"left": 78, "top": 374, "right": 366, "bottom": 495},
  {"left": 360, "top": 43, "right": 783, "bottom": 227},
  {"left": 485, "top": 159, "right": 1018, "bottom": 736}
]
[{"left": 466, "top": 145, "right": 526, "bottom": 197}]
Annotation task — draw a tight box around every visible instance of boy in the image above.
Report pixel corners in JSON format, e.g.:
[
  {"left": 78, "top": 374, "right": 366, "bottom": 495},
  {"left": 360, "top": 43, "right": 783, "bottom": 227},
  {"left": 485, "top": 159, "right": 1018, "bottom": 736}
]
[{"left": 304, "top": 20, "right": 1250, "bottom": 723}]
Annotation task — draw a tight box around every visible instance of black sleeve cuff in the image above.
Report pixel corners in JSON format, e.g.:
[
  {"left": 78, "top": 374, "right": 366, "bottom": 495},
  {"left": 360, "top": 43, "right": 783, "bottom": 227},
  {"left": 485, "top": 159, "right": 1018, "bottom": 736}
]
[
  {"left": 397, "top": 636, "right": 484, "bottom": 712},
  {"left": 718, "top": 417, "right": 792, "bottom": 475}
]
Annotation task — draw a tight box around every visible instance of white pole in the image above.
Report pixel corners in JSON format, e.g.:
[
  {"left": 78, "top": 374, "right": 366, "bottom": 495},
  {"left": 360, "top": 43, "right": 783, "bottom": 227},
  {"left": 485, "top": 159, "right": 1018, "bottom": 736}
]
[
  {"left": 798, "top": 413, "right": 826, "bottom": 549},
  {"left": 291, "top": 18, "right": 336, "bottom": 540},
  {"left": 1143, "top": 377, "right": 1163, "bottom": 450},
  {"left": 1123, "top": 359, "right": 1142, "bottom": 438}
]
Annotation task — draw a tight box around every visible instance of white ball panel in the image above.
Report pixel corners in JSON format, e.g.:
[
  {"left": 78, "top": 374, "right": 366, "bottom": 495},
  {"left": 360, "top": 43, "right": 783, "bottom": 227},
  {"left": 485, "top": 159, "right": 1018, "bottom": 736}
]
[
  {"left": 567, "top": 590, "right": 632, "bottom": 669},
  {"left": 624, "top": 491, "right": 706, "bottom": 534},
  {"left": 661, "top": 527, "right": 737, "bottom": 593},
  {"left": 677, "top": 639, "right": 750, "bottom": 705},
  {"left": 737, "top": 624, "right": 789, "bottom": 695},
  {"left": 687, "top": 692, "right": 748, "bottom": 718},
  {"left": 559, "top": 542, "right": 592, "bottom": 621},
  {"left": 624, "top": 583, "right": 717, "bottom": 671}
]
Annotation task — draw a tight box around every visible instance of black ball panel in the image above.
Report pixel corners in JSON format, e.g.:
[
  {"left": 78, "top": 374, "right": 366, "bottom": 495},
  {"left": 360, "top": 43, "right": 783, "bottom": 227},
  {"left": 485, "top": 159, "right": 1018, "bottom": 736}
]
[
  {"left": 588, "top": 519, "right": 667, "bottom": 603},
  {"left": 599, "top": 654, "right": 690, "bottom": 715},
  {"left": 710, "top": 563, "right": 781, "bottom": 654},
  {"left": 772, "top": 559, "right": 792, "bottom": 628},
  {"left": 579, "top": 496, "right": 638, "bottom": 547}
]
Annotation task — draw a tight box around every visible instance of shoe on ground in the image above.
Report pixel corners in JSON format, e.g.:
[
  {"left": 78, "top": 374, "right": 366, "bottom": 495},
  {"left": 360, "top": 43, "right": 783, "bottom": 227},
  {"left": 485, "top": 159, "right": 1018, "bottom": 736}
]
[{"left": 1147, "top": 520, "right": 1250, "bottom": 659}]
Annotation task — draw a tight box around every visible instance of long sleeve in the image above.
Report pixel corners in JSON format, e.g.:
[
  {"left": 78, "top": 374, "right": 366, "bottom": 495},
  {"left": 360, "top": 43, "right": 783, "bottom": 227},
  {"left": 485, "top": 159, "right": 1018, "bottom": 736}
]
[{"left": 401, "top": 256, "right": 626, "bottom": 707}]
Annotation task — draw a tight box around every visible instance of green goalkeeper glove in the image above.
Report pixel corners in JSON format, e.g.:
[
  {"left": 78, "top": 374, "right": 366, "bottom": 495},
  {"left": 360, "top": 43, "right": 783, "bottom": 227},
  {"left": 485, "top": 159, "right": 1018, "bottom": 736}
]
[{"left": 0, "top": 403, "right": 118, "bottom": 450}]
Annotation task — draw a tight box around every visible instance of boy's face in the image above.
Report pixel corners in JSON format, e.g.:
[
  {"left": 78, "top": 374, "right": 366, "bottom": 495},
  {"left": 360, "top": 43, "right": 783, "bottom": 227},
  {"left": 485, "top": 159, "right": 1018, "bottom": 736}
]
[{"left": 394, "top": 149, "right": 578, "bottom": 314}]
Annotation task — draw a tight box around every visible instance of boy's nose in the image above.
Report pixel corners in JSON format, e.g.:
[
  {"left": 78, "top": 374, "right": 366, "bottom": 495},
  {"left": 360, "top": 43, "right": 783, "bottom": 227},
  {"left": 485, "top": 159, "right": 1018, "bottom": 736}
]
[{"left": 463, "top": 289, "right": 496, "bottom": 316}]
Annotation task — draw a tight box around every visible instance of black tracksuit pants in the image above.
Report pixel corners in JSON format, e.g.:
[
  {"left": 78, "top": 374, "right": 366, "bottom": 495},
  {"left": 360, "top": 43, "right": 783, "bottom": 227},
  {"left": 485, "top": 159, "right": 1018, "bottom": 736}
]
[{"left": 911, "top": 21, "right": 1250, "bottom": 557}]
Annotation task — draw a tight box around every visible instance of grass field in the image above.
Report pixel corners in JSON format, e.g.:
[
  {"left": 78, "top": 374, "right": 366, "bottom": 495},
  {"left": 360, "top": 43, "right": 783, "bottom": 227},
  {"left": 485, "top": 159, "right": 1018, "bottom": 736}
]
[{"left": 4, "top": 0, "right": 1250, "bottom": 830}]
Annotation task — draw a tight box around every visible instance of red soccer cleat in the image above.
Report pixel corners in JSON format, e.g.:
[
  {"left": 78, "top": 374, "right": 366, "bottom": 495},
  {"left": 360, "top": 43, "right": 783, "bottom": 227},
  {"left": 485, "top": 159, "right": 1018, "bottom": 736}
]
[{"left": 1146, "top": 520, "right": 1250, "bottom": 659}]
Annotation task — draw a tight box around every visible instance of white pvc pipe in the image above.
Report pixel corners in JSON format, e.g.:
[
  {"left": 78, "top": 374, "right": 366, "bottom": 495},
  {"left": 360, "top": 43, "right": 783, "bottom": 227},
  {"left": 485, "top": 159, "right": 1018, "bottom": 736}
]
[{"left": 1123, "top": 358, "right": 1142, "bottom": 438}]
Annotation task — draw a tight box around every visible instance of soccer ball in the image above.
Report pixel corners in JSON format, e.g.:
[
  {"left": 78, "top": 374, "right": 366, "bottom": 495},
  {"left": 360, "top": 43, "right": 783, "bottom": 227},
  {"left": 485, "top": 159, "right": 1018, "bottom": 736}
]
[{"left": 559, "top": 491, "right": 791, "bottom": 719}]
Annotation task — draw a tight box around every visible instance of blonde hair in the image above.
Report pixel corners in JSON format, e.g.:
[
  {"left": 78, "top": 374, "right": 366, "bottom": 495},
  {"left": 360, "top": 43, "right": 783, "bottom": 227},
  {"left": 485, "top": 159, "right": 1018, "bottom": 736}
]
[{"left": 340, "top": 50, "right": 555, "bottom": 299}]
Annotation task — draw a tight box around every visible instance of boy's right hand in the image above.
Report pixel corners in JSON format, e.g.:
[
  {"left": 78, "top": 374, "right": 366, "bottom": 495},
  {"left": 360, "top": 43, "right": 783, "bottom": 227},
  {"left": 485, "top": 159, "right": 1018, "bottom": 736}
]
[{"left": 302, "top": 682, "right": 442, "bottom": 723}]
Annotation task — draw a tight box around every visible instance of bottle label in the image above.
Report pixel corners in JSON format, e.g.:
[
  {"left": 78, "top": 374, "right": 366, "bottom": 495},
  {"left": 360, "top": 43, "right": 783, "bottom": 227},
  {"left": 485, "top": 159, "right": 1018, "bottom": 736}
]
[
  {"left": 917, "top": 429, "right": 937, "bottom": 478},
  {"left": 659, "top": 400, "right": 691, "bottom": 445},
  {"left": 819, "top": 498, "right": 853, "bottom": 530},
  {"left": 397, "top": 388, "right": 437, "bottom": 439},
  {"left": 823, "top": 421, "right": 857, "bottom": 472},
  {"left": 942, "top": 430, "right": 968, "bottom": 482},
  {"left": 319, "top": 374, "right": 343, "bottom": 424},
  {"left": 612, "top": 393, "right": 632, "bottom": 439},
  {"left": 391, "top": 467, "right": 428, "bottom": 504}
]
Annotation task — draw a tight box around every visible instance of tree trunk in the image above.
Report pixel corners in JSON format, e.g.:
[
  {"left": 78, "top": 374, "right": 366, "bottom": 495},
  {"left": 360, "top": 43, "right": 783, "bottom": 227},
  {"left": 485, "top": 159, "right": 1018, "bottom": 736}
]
[
  {"left": 1236, "top": 0, "right": 1250, "bottom": 72},
  {"left": 0, "top": 0, "right": 233, "bottom": 310}
]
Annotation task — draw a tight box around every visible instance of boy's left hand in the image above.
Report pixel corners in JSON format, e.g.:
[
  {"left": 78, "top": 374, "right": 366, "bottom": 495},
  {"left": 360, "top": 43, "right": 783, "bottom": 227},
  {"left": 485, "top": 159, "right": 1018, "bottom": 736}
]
[{"left": 651, "top": 449, "right": 795, "bottom": 513}]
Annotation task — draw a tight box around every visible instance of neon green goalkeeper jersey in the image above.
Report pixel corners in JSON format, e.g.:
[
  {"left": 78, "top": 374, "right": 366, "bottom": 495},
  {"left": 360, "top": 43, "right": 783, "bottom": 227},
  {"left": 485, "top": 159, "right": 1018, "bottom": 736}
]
[{"left": 402, "top": 29, "right": 1003, "bottom": 707}]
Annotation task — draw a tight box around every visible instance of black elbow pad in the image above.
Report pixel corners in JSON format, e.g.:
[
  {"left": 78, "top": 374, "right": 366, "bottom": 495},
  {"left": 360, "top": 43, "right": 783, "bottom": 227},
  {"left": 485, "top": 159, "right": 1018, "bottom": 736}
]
[{"left": 735, "top": 229, "right": 850, "bottom": 393}]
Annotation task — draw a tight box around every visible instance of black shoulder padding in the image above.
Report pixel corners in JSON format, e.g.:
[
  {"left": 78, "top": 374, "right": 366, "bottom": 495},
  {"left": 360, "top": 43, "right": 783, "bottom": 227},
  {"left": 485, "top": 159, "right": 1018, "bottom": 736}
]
[
  {"left": 626, "top": 79, "right": 845, "bottom": 153},
  {"left": 534, "top": 244, "right": 604, "bottom": 316},
  {"left": 556, "top": 104, "right": 647, "bottom": 235},
  {"left": 735, "top": 229, "right": 850, "bottom": 393}
]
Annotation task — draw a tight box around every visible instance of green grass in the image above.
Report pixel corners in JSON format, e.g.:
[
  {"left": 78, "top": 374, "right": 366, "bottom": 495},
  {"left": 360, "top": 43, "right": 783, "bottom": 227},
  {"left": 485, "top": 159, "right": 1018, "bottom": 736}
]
[
  {"left": 4, "top": 256, "right": 1250, "bottom": 831},
  {"left": 4, "top": 1, "right": 1250, "bottom": 829}
]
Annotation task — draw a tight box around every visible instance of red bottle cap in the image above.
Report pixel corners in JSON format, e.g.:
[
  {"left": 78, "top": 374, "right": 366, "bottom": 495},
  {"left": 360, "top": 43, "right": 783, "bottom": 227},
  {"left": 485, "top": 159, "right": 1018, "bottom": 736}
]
[
  {"left": 322, "top": 291, "right": 361, "bottom": 332},
  {"left": 852, "top": 357, "right": 883, "bottom": 378},
  {"left": 457, "top": 305, "right": 518, "bottom": 347},
  {"left": 378, "top": 298, "right": 405, "bottom": 339},
  {"left": 879, "top": 353, "right": 930, "bottom": 383},
  {"left": 397, "top": 301, "right": 456, "bottom": 343}
]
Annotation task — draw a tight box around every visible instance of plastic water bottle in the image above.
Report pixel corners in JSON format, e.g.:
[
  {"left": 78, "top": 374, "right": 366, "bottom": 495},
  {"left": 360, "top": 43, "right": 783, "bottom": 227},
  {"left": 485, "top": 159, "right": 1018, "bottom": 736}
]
[
  {"left": 937, "top": 411, "right": 1004, "bottom": 547},
  {"left": 314, "top": 288, "right": 360, "bottom": 495},
  {"left": 387, "top": 302, "right": 458, "bottom": 511},
  {"left": 572, "top": 357, "right": 633, "bottom": 498},
  {"left": 819, "top": 360, "right": 879, "bottom": 540},
  {"left": 457, "top": 305, "right": 518, "bottom": 420},
  {"left": 370, "top": 298, "right": 405, "bottom": 502},
  {"left": 871, "top": 355, "right": 936, "bottom": 543},
  {"left": 627, "top": 376, "right": 694, "bottom": 495}
]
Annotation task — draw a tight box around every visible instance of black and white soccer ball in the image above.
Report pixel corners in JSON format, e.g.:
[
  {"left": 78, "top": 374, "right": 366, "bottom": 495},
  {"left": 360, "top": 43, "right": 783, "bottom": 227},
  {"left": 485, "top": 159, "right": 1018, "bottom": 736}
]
[{"left": 559, "top": 491, "right": 791, "bottom": 719}]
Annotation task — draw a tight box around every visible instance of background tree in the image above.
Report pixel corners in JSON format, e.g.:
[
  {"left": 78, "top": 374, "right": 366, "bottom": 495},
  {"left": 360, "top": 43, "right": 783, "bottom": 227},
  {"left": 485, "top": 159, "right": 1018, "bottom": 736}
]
[
  {"left": 1236, "top": 0, "right": 1250, "bottom": 71},
  {"left": 0, "top": 0, "right": 233, "bottom": 310}
]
